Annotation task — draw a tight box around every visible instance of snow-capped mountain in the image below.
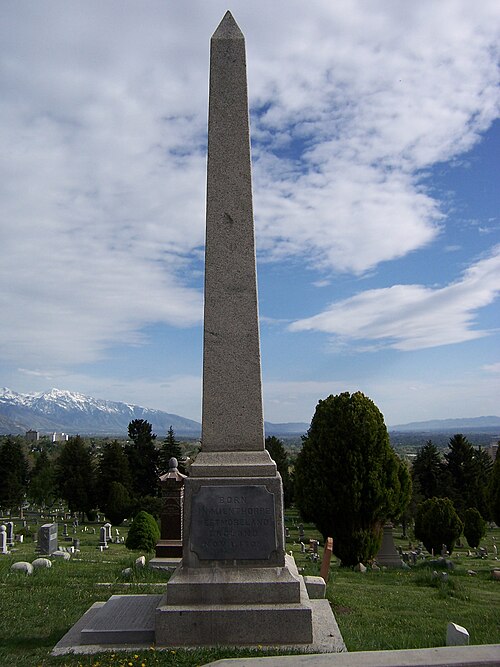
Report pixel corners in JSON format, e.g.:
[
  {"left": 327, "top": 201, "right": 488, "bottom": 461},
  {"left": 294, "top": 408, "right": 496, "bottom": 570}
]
[{"left": 0, "top": 387, "right": 202, "bottom": 437}]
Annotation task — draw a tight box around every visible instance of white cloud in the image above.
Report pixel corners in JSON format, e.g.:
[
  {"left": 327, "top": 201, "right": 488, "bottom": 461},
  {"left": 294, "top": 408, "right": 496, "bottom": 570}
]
[
  {"left": 263, "top": 370, "right": 500, "bottom": 425},
  {"left": 290, "top": 246, "right": 500, "bottom": 350},
  {"left": 483, "top": 362, "right": 500, "bottom": 374},
  {"left": 0, "top": 0, "right": 498, "bottom": 371}
]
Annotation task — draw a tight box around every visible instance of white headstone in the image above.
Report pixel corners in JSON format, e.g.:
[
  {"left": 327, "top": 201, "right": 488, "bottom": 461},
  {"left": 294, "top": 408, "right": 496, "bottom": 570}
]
[{"left": 0, "top": 525, "right": 8, "bottom": 554}]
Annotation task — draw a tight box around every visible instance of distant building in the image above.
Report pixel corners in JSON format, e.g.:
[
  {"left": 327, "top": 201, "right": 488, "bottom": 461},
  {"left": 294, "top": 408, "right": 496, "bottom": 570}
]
[
  {"left": 25, "top": 429, "right": 39, "bottom": 442},
  {"left": 51, "top": 432, "right": 69, "bottom": 443},
  {"left": 487, "top": 441, "right": 499, "bottom": 462}
]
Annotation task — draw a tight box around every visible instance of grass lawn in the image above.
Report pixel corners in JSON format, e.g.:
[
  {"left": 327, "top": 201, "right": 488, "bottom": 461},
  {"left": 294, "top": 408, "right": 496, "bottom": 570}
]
[{"left": 0, "top": 515, "right": 498, "bottom": 666}]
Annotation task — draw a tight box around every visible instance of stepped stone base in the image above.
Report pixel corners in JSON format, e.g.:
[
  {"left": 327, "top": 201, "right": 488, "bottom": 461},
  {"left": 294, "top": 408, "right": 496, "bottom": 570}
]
[
  {"left": 80, "top": 595, "right": 162, "bottom": 645},
  {"left": 52, "top": 596, "right": 345, "bottom": 655},
  {"left": 155, "top": 554, "right": 312, "bottom": 646},
  {"left": 165, "top": 562, "right": 301, "bottom": 605}
]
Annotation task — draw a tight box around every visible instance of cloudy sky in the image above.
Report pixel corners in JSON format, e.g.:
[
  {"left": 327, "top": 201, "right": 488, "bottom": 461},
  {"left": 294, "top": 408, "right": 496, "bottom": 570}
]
[{"left": 1, "top": 0, "right": 499, "bottom": 427}]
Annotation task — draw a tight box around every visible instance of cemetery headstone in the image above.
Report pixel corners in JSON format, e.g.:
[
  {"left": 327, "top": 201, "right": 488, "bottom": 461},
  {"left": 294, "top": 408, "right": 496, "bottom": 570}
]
[
  {"left": 104, "top": 523, "right": 112, "bottom": 542},
  {"left": 375, "top": 523, "right": 404, "bottom": 568},
  {"left": 0, "top": 525, "right": 8, "bottom": 554},
  {"left": 11, "top": 561, "right": 33, "bottom": 575},
  {"left": 6, "top": 521, "right": 14, "bottom": 547},
  {"left": 155, "top": 457, "right": 186, "bottom": 559},
  {"left": 320, "top": 537, "right": 333, "bottom": 581},
  {"left": 98, "top": 526, "right": 108, "bottom": 549},
  {"left": 36, "top": 523, "right": 58, "bottom": 555},
  {"left": 447, "top": 622, "right": 469, "bottom": 646},
  {"left": 299, "top": 523, "right": 305, "bottom": 541}
]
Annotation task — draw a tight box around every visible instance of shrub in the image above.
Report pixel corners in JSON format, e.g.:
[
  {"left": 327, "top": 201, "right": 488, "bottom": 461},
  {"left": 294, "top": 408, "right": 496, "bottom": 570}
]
[
  {"left": 104, "top": 481, "right": 132, "bottom": 526},
  {"left": 125, "top": 510, "right": 160, "bottom": 552},
  {"left": 414, "top": 497, "right": 463, "bottom": 555},
  {"left": 463, "top": 507, "right": 486, "bottom": 549}
]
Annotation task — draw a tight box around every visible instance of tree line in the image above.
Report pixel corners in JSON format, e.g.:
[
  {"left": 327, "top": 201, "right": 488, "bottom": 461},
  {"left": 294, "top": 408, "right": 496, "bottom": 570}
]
[{"left": 0, "top": 420, "right": 185, "bottom": 524}]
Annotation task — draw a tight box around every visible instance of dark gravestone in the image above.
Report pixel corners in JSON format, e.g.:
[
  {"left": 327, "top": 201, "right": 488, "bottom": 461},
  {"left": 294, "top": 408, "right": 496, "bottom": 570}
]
[
  {"left": 190, "top": 485, "right": 276, "bottom": 560},
  {"left": 156, "top": 458, "right": 186, "bottom": 559},
  {"left": 37, "top": 523, "right": 58, "bottom": 555}
]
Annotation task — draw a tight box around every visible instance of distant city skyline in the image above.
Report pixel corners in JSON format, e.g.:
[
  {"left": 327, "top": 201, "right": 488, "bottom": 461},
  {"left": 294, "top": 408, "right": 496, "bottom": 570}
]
[{"left": 1, "top": 2, "right": 499, "bottom": 426}]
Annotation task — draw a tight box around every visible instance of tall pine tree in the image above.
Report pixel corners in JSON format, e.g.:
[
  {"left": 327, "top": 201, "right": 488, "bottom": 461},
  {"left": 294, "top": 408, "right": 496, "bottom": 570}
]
[
  {"left": 126, "top": 420, "right": 159, "bottom": 497},
  {"left": 0, "top": 436, "right": 29, "bottom": 511},
  {"left": 55, "top": 435, "right": 96, "bottom": 520},
  {"left": 159, "top": 426, "right": 184, "bottom": 474},
  {"left": 265, "top": 436, "right": 293, "bottom": 507},
  {"left": 28, "top": 449, "right": 56, "bottom": 508},
  {"left": 97, "top": 440, "right": 132, "bottom": 510}
]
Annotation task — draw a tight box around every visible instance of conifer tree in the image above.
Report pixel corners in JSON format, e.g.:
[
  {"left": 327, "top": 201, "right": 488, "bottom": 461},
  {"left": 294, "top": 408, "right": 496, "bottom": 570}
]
[
  {"left": 55, "top": 435, "right": 96, "bottom": 520},
  {"left": 0, "top": 436, "right": 29, "bottom": 511},
  {"left": 294, "top": 391, "right": 409, "bottom": 566},
  {"left": 159, "top": 426, "right": 183, "bottom": 474},
  {"left": 126, "top": 419, "right": 159, "bottom": 497},
  {"left": 489, "top": 447, "right": 500, "bottom": 525},
  {"left": 28, "top": 449, "right": 56, "bottom": 508},
  {"left": 97, "top": 440, "right": 132, "bottom": 508},
  {"left": 412, "top": 440, "right": 444, "bottom": 502},
  {"left": 265, "top": 436, "right": 293, "bottom": 507}
]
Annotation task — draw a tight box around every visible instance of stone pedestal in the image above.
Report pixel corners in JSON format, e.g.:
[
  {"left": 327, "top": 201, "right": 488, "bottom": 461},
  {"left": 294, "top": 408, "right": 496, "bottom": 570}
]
[
  {"left": 155, "top": 457, "right": 186, "bottom": 559},
  {"left": 375, "top": 524, "right": 404, "bottom": 568}
]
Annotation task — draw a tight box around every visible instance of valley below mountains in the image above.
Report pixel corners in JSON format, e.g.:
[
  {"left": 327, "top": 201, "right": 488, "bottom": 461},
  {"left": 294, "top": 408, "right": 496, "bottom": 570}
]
[{"left": 1, "top": 388, "right": 498, "bottom": 444}]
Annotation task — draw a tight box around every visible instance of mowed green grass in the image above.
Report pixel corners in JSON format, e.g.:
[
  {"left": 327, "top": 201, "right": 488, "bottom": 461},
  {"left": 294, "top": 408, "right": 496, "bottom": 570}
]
[{"left": 0, "top": 519, "right": 498, "bottom": 666}]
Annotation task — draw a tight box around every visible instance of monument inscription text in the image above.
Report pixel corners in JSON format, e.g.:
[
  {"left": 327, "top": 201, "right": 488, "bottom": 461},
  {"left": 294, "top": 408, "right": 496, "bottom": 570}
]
[{"left": 190, "top": 485, "right": 277, "bottom": 560}]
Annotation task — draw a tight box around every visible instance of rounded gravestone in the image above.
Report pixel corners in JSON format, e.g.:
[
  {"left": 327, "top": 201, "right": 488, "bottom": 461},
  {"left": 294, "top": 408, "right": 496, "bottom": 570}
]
[
  {"left": 52, "top": 550, "right": 71, "bottom": 560},
  {"left": 135, "top": 555, "right": 146, "bottom": 568},
  {"left": 11, "top": 561, "right": 33, "bottom": 575},
  {"left": 32, "top": 557, "right": 52, "bottom": 569}
]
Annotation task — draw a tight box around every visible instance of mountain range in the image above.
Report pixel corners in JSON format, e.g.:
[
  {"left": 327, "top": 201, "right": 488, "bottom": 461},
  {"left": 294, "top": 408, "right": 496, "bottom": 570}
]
[
  {"left": 0, "top": 388, "right": 309, "bottom": 438},
  {"left": 1, "top": 387, "right": 498, "bottom": 439}
]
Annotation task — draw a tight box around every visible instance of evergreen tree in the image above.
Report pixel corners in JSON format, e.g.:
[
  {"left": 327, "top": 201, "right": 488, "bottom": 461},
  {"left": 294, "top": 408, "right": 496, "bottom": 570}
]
[
  {"left": 28, "top": 449, "right": 57, "bottom": 508},
  {"left": 159, "top": 426, "right": 184, "bottom": 474},
  {"left": 265, "top": 436, "right": 293, "bottom": 507},
  {"left": 55, "top": 435, "right": 96, "bottom": 521},
  {"left": 294, "top": 391, "right": 409, "bottom": 566},
  {"left": 463, "top": 507, "right": 487, "bottom": 549},
  {"left": 472, "top": 447, "right": 493, "bottom": 520},
  {"left": 445, "top": 434, "right": 490, "bottom": 518},
  {"left": 126, "top": 420, "right": 159, "bottom": 498},
  {"left": 489, "top": 447, "right": 500, "bottom": 525},
  {"left": 97, "top": 440, "right": 132, "bottom": 509},
  {"left": 414, "top": 497, "right": 463, "bottom": 555},
  {"left": 104, "top": 481, "right": 132, "bottom": 526},
  {"left": 0, "top": 436, "right": 29, "bottom": 511},
  {"left": 412, "top": 440, "right": 444, "bottom": 502}
]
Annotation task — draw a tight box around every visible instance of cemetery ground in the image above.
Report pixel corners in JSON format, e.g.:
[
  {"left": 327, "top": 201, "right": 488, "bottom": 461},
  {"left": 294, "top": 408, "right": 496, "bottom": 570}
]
[{"left": 0, "top": 513, "right": 498, "bottom": 666}]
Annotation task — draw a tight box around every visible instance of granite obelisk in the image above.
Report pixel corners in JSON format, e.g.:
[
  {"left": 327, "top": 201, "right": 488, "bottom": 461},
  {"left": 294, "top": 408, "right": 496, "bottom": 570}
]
[
  {"left": 52, "top": 13, "right": 344, "bottom": 653},
  {"left": 192, "top": 10, "right": 275, "bottom": 477},
  {"left": 155, "top": 12, "right": 314, "bottom": 645}
]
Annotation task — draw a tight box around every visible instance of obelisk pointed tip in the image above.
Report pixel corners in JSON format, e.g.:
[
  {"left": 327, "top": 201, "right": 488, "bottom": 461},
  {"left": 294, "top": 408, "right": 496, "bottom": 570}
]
[{"left": 212, "top": 10, "right": 244, "bottom": 40}]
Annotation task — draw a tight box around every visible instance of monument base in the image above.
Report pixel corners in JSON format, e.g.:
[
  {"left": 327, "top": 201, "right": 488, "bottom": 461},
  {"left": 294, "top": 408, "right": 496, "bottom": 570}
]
[
  {"left": 155, "top": 555, "right": 312, "bottom": 646},
  {"left": 52, "top": 556, "right": 346, "bottom": 654},
  {"left": 154, "top": 539, "right": 182, "bottom": 558}
]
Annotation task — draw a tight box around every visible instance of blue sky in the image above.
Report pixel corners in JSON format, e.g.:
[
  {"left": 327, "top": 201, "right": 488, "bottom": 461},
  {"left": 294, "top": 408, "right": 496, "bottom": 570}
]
[{"left": 1, "top": 1, "right": 499, "bottom": 426}]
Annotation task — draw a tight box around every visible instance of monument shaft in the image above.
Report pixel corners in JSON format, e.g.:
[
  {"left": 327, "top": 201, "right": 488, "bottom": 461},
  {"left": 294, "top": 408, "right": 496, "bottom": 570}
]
[{"left": 202, "top": 11, "right": 264, "bottom": 454}]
